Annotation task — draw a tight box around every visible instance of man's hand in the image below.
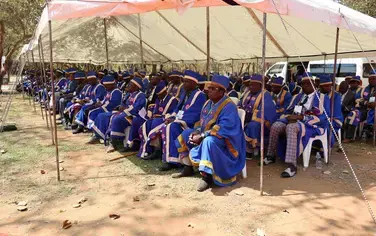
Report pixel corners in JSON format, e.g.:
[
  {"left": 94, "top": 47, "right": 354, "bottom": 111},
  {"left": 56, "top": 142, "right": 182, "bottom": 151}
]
[
  {"left": 164, "top": 117, "right": 175, "bottom": 124},
  {"left": 189, "top": 133, "right": 203, "bottom": 145},
  {"left": 118, "top": 106, "right": 126, "bottom": 112},
  {"left": 287, "top": 114, "right": 303, "bottom": 123}
]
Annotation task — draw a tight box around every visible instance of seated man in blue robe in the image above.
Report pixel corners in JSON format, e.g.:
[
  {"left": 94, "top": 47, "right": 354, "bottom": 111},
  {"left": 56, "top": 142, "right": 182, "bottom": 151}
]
[
  {"left": 159, "top": 70, "right": 207, "bottom": 171},
  {"left": 227, "top": 81, "right": 239, "bottom": 98},
  {"left": 86, "top": 75, "right": 122, "bottom": 138},
  {"left": 239, "top": 73, "right": 251, "bottom": 95},
  {"left": 62, "top": 71, "right": 88, "bottom": 129},
  {"left": 58, "top": 68, "right": 77, "bottom": 124},
  {"left": 73, "top": 71, "right": 106, "bottom": 134},
  {"left": 263, "top": 73, "right": 330, "bottom": 178},
  {"left": 240, "top": 74, "right": 277, "bottom": 158},
  {"left": 342, "top": 76, "right": 361, "bottom": 142},
  {"left": 271, "top": 77, "right": 292, "bottom": 119},
  {"left": 105, "top": 77, "right": 147, "bottom": 152},
  {"left": 317, "top": 74, "right": 343, "bottom": 146},
  {"left": 139, "top": 81, "right": 179, "bottom": 159},
  {"left": 174, "top": 75, "right": 246, "bottom": 192},
  {"left": 358, "top": 71, "right": 376, "bottom": 138},
  {"left": 167, "top": 71, "right": 184, "bottom": 99}
]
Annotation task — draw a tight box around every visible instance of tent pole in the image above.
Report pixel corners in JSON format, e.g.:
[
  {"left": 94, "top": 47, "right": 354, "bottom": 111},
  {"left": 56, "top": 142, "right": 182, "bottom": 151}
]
[
  {"left": 256, "top": 57, "right": 259, "bottom": 73},
  {"left": 26, "top": 52, "right": 32, "bottom": 106},
  {"left": 138, "top": 14, "right": 145, "bottom": 69},
  {"left": 231, "top": 59, "right": 234, "bottom": 74},
  {"left": 206, "top": 7, "right": 210, "bottom": 80},
  {"left": 103, "top": 18, "right": 109, "bottom": 69},
  {"left": 30, "top": 50, "right": 37, "bottom": 112},
  {"left": 329, "top": 28, "right": 340, "bottom": 164},
  {"left": 48, "top": 16, "right": 61, "bottom": 182},
  {"left": 323, "top": 54, "right": 327, "bottom": 74},
  {"left": 37, "top": 40, "right": 45, "bottom": 122},
  {"left": 260, "top": 13, "right": 267, "bottom": 196},
  {"left": 40, "top": 35, "right": 54, "bottom": 136}
]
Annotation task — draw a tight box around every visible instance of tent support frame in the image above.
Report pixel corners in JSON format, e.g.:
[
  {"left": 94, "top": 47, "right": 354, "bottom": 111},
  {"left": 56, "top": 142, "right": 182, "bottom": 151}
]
[
  {"left": 104, "top": 18, "right": 110, "bottom": 69},
  {"left": 260, "top": 13, "right": 267, "bottom": 196},
  {"left": 48, "top": 14, "right": 61, "bottom": 182},
  {"left": 206, "top": 7, "right": 210, "bottom": 80},
  {"left": 246, "top": 8, "right": 288, "bottom": 58},
  {"left": 329, "top": 27, "right": 340, "bottom": 164},
  {"left": 138, "top": 14, "right": 145, "bottom": 69}
]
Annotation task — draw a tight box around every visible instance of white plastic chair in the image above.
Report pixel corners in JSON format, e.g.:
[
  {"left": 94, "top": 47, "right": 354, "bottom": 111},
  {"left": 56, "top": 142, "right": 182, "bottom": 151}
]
[
  {"left": 124, "top": 127, "right": 131, "bottom": 147},
  {"left": 231, "top": 97, "right": 240, "bottom": 106},
  {"left": 237, "top": 108, "right": 247, "bottom": 178},
  {"left": 302, "top": 129, "right": 328, "bottom": 168}
]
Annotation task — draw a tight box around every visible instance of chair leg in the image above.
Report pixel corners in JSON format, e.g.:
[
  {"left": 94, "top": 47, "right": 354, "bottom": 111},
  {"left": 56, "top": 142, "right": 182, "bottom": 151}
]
[
  {"left": 242, "top": 162, "right": 247, "bottom": 178},
  {"left": 303, "top": 141, "right": 312, "bottom": 168}
]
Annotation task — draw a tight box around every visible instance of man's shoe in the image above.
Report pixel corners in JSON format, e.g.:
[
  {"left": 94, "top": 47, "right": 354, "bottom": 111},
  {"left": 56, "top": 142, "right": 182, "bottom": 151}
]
[
  {"left": 172, "top": 166, "right": 194, "bottom": 178},
  {"left": 281, "top": 165, "right": 297, "bottom": 178},
  {"left": 259, "top": 155, "right": 276, "bottom": 166},
  {"left": 197, "top": 177, "right": 212, "bottom": 192},
  {"left": 158, "top": 163, "right": 179, "bottom": 172},
  {"left": 106, "top": 143, "right": 116, "bottom": 153},
  {"left": 64, "top": 125, "right": 72, "bottom": 130},
  {"left": 142, "top": 150, "right": 162, "bottom": 160},
  {"left": 72, "top": 126, "right": 84, "bottom": 134},
  {"left": 87, "top": 136, "right": 101, "bottom": 145},
  {"left": 343, "top": 138, "right": 352, "bottom": 143}
]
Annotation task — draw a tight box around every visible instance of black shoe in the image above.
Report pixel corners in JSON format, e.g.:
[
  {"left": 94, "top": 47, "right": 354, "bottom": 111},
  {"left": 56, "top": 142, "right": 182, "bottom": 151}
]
[
  {"left": 281, "top": 164, "right": 297, "bottom": 178},
  {"left": 64, "top": 125, "right": 72, "bottom": 130},
  {"left": 72, "top": 126, "right": 84, "bottom": 134},
  {"left": 143, "top": 149, "right": 162, "bottom": 160},
  {"left": 87, "top": 136, "right": 101, "bottom": 145},
  {"left": 158, "top": 163, "right": 179, "bottom": 172},
  {"left": 171, "top": 166, "right": 194, "bottom": 178},
  {"left": 71, "top": 124, "right": 78, "bottom": 130},
  {"left": 197, "top": 175, "right": 213, "bottom": 192},
  {"left": 118, "top": 146, "right": 133, "bottom": 153},
  {"left": 258, "top": 155, "right": 276, "bottom": 166},
  {"left": 246, "top": 152, "right": 253, "bottom": 160}
]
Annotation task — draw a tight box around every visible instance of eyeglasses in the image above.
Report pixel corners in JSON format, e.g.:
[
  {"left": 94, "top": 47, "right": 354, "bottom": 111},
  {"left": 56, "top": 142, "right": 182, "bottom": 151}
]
[{"left": 207, "top": 86, "right": 221, "bottom": 91}]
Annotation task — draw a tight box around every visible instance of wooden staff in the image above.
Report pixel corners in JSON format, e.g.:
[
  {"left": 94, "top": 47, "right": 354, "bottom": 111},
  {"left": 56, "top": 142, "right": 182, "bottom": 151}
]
[
  {"left": 109, "top": 152, "right": 138, "bottom": 162},
  {"left": 260, "top": 13, "right": 267, "bottom": 196},
  {"left": 329, "top": 28, "right": 340, "bottom": 163},
  {"left": 48, "top": 10, "right": 61, "bottom": 181}
]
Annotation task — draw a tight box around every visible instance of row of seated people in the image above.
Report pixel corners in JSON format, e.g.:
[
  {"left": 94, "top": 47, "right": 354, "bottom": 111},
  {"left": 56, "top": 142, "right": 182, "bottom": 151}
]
[{"left": 43, "top": 68, "right": 375, "bottom": 192}]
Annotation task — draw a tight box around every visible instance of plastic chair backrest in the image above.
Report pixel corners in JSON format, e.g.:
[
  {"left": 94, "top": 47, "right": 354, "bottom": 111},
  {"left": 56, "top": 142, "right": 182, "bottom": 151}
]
[
  {"left": 237, "top": 108, "right": 246, "bottom": 129},
  {"left": 231, "top": 97, "right": 240, "bottom": 106}
]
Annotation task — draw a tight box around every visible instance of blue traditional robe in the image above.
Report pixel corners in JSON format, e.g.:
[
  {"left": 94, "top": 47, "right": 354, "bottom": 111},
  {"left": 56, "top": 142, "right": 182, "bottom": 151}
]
[
  {"left": 227, "top": 90, "right": 239, "bottom": 98},
  {"left": 55, "top": 77, "right": 68, "bottom": 91},
  {"left": 355, "top": 85, "right": 375, "bottom": 122},
  {"left": 167, "top": 83, "right": 183, "bottom": 100},
  {"left": 161, "top": 88, "right": 207, "bottom": 164},
  {"left": 175, "top": 96, "right": 246, "bottom": 186},
  {"left": 64, "top": 84, "right": 92, "bottom": 119},
  {"left": 240, "top": 90, "right": 277, "bottom": 149},
  {"left": 88, "top": 88, "right": 122, "bottom": 131},
  {"left": 109, "top": 91, "right": 147, "bottom": 143},
  {"left": 272, "top": 89, "right": 292, "bottom": 118},
  {"left": 138, "top": 94, "right": 179, "bottom": 157},
  {"left": 277, "top": 92, "right": 330, "bottom": 159},
  {"left": 75, "top": 83, "right": 106, "bottom": 127},
  {"left": 288, "top": 82, "right": 302, "bottom": 95}
]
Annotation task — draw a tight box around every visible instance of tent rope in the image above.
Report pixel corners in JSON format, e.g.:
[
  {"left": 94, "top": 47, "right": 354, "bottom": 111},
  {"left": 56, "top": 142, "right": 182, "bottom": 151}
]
[{"left": 271, "top": 0, "right": 376, "bottom": 225}]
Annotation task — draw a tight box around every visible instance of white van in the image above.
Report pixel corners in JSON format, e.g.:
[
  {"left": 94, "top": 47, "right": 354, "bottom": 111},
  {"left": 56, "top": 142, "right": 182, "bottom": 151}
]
[
  {"left": 265, "top": 61, "right": 309, "bottom": 82},
  {"left": 307, "top": 58, "right": 376, "bottom": 86}
]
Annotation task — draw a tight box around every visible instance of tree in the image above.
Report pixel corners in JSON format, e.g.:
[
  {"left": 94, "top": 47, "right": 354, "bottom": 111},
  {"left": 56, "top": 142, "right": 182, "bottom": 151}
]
[
  {"left": 341, "top": 0, "right": 376, "bottom": 18},
  {"left": 0, "top": 0, "right": 44, "bottom": 91}
]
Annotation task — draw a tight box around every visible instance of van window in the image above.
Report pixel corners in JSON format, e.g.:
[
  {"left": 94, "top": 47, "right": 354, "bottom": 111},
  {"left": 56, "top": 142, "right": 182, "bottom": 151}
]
[
  {"left": 310, "top": 63, "right": 356, "bottom": 77},
  {"left": 363, "top": 63, "right": 376, "bottom": 78},
  {"left": 267, "top": 64, "right": 284, "bottom": 76}
]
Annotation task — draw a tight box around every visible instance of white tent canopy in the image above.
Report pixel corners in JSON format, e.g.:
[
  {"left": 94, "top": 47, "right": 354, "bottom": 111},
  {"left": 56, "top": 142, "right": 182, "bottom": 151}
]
[{"left": 27, "top": 0, "right": 376, "bottom": 65}]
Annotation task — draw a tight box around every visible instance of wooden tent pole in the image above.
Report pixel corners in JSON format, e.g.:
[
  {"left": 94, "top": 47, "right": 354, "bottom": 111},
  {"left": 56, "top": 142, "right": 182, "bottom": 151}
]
[
  {"left": 104, "top": 18, "right": 109, "bottom": 69},
  {"left": 48, "top": 12, "right": 61, "bottom": 181},
  {"left": 329, "top": 28, "right": 340, "bottom": 164},
  {"left": 206, "top": 7, "right": 210, "bottom": 80},
  {"left": 260, "top": 13, "right": 267, "bottom": 196},
  {"left": 138, "top": 14, "right": 145, "bottom": 69}
]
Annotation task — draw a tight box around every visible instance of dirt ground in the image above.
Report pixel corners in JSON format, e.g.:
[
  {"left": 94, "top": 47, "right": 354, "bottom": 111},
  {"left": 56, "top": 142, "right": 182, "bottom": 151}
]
[{"left": 1, "top": 95, "right": 376, "bottom": 236}]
